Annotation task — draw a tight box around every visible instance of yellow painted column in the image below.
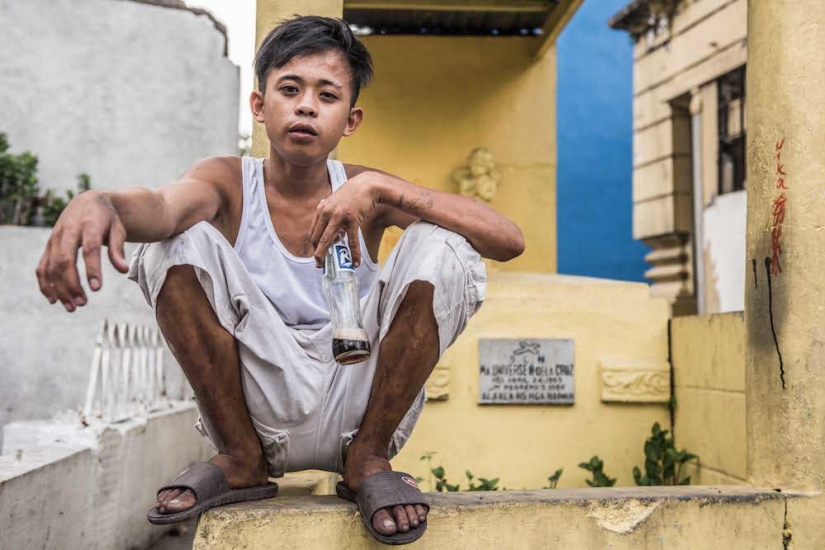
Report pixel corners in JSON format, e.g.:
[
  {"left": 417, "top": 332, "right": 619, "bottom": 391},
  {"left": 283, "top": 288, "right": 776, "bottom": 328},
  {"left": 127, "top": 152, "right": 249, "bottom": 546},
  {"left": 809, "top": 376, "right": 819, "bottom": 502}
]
[
  {"left": 252, "top": 0, "right": 344, "bottom": 157},
  {"left": 746, "top": 0, "right": 825, "bottom": 491}
]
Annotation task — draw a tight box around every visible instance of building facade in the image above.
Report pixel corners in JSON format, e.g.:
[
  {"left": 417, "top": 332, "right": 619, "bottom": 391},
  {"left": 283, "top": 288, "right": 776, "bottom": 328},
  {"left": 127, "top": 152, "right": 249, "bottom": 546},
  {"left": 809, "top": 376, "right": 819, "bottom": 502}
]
[{"left": 611, "top": 0, "right": 747, "bottom": 314}]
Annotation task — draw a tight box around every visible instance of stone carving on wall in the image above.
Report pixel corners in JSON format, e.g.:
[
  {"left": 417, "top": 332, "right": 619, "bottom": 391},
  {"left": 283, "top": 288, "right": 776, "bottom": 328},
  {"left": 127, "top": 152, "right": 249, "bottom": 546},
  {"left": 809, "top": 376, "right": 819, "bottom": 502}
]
[
  {"left": 599, "top": 357, "right": 670, "bottom": 403},
  {"left": 452, "top": 147, "right": 501, "bottom": 202},
  {"left": 425, "top": 355, "right": 450, "bottom": 401}
]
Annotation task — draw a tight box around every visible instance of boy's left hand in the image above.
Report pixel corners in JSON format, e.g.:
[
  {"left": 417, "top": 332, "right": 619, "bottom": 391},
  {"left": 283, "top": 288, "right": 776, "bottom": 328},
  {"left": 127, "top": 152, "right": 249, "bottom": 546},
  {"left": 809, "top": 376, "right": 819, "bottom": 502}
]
[{"left": 309, "top": 173, "right": 380, "bottom": 268}]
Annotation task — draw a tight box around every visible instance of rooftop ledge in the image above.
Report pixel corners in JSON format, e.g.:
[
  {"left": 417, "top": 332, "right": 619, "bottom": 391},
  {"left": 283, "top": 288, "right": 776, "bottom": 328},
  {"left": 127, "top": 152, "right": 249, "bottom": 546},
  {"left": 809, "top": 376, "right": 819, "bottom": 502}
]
[{"left": 194, "top": 481, "right": 815, "bottom": 548}]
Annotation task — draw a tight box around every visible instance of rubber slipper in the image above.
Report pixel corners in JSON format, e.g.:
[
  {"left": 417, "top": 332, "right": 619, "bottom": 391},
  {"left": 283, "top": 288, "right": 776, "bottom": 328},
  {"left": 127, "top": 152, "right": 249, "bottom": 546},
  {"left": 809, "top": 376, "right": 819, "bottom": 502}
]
[
  {"left": 147, "top": 462, "right": 279, "bottom": 525},
  {"left": 336, "top": 471, "right": 429, "bottom": 545}
]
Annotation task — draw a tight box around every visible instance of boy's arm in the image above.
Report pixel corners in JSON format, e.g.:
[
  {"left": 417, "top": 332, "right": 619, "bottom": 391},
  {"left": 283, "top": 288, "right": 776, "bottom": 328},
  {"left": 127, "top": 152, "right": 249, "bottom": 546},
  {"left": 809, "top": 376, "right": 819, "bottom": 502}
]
[
  {"left": 311, "top": 166, "right": 525, "bottom": 266},
  {"left": 36, "top": 156, "right": 234, "bottom": 312}
]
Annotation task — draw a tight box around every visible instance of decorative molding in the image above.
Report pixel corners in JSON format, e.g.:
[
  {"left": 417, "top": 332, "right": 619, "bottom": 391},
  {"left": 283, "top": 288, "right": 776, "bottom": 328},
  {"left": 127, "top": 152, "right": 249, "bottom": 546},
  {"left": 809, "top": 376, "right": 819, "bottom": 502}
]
[
  {"left": 425, "top": 356, "right": 451, "bottom": 401},
  {"left": 599, "top": 357, "right": 671, "bottom": 403},
  {"left": 643, "top": 233, "right": 698, "bottom": 316},
  {"left": 452, "top": 148, "right": 500, "bottom": 202}
]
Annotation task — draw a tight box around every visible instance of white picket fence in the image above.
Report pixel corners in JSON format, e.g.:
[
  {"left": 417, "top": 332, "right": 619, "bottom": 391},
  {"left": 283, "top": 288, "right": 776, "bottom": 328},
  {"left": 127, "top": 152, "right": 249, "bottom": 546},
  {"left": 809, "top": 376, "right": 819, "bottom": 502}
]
[{"left": 82, "top": 320, "right": 169, "bottom": 424}]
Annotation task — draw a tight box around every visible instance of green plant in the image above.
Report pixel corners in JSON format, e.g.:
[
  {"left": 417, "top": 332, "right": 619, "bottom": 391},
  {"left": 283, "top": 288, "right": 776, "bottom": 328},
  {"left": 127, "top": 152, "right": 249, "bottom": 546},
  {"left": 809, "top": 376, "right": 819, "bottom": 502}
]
[
  {"left": 0, "top": 132, "right": 40, "bottom": 225},
  {"left": 543, "top": 468, "right": 563, "bottom": 489},
  {"left": 40, "top": 173, "right": 92, "bottom": 226},
  {"left": 579, "top": 456, "right": 616, "bottom": 487},
  {"left": 465, "top": 470, "right": 499, "bottom": 491},
  {"left": 419, "top": 452, "right": 499, "bottom": 492},
  {"left": 633, "top": 422, "right": 698, "bottom": 486},
  {"left": 431, "top": 465, "right": 460, "bottom": 492}
]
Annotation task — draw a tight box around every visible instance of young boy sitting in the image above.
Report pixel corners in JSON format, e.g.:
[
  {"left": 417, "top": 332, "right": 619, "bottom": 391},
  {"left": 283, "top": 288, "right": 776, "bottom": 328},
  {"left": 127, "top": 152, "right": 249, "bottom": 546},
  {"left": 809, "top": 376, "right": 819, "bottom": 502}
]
[{"left": 35, "top": 15, "right": 523, "bottom": 545}]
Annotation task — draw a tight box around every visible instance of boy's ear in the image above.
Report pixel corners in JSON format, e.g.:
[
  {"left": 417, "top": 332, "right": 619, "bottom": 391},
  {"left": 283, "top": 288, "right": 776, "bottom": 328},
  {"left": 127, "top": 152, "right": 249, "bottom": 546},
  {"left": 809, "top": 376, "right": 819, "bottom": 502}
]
[
  {"left": 342, "top": 107, "right": 364, "bottom": 137},
  {"left": 250, "top": 90, "right": 265, "bottom": 123}
]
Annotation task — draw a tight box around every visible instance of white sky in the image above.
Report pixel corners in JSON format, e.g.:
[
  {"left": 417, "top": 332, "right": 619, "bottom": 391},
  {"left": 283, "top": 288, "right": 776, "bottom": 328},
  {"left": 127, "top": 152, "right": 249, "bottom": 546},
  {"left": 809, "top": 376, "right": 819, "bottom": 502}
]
[{"left": 186, "top": 0, "right": 257, "bottom": 136}]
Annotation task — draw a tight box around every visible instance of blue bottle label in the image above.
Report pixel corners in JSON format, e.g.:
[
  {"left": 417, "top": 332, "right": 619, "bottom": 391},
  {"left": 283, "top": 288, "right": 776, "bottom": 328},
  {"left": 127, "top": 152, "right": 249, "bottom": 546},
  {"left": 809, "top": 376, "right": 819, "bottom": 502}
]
[{"left": 333, "top": 243, "right": 355, "bottom": 272}]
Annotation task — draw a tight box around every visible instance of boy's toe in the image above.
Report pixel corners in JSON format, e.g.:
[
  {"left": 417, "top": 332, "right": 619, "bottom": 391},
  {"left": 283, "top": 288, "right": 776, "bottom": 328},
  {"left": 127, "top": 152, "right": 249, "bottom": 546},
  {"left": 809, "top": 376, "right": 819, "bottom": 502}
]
[{"left": 372, "top": 508, "right": 397, "bottom": 535}]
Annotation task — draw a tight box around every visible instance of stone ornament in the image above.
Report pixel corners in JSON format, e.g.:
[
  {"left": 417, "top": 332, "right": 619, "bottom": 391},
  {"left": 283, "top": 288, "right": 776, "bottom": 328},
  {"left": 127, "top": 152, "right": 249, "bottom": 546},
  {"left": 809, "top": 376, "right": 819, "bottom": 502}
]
[
  {"left": 599, "top": 357, "right": 671, "bottom": 403},
  {"left": 425, "top": 355, "right": 451, "bottom": 401},
  {"left": 452, "top": 147, "right": 501, "bottom": 202}
]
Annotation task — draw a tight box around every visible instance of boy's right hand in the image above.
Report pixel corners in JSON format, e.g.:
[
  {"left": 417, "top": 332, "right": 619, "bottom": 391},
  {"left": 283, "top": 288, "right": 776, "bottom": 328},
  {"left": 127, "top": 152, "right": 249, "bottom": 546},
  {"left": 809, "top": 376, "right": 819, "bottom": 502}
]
[{"left": 35, "top": 191, "right": 129, "bottom": 312}]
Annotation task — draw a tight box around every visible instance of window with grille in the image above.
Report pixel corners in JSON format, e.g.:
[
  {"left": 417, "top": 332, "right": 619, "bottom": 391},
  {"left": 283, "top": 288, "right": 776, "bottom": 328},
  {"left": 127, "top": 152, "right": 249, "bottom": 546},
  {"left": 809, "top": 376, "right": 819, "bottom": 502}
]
[{"left": 718, "top": 66, "right": 746, "bottom": 194}]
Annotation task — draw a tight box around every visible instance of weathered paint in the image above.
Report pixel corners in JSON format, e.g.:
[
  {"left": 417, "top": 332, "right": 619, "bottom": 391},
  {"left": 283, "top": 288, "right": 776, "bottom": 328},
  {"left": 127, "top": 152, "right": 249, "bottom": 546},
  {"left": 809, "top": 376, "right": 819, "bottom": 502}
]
[
  {"left": 337, "top": 35, "right": 557, "bottom": 274},
  {"left": 671, "top": 313, "right": 747, "bottom": 485},
  {"left": 745, "top": 0, "right": 825, "bottom": 492},
  {"left": 194, "top": 485, "right": 803, "bottom": 549},
  {"left": 391, "top": 272, "right": 670, "bottom": 491}
]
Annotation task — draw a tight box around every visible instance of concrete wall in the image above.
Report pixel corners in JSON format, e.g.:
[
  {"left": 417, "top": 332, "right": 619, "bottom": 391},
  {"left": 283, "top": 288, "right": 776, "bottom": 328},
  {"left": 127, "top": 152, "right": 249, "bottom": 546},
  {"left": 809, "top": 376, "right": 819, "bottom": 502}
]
[
  {"left": 337, "top": 35, "right": 557, "bottom": 275},
  {"left": 0, "top": 0, "right": 239, "bottom": 196},
  {"left": 671, "top": 312, "right": 746, "bottom": 485},
  {"left": 556, "top": 0, "right": 649, "bottom": 282},
  {"left": 0, "top": 403, "right": 213, "bottom": 550},
  {"left": 194, "top": 485, "right": 806, "bottom": 548},
  {"left": 0, "top": 226, "right": 190, "bottom": 445},
  {"left": 703, "top": 190, "right": 746, "bottom": 312},
  {"left": 392, "top": 272, "right": 671, "bottom": 490}
]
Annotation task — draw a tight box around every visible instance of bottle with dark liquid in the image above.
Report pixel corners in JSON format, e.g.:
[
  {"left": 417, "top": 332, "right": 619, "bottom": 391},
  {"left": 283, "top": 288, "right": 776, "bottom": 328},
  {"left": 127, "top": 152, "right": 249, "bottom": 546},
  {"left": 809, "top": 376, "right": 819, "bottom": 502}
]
[{"left": 322, "top": 239, "right": 371, "bottom": 365}]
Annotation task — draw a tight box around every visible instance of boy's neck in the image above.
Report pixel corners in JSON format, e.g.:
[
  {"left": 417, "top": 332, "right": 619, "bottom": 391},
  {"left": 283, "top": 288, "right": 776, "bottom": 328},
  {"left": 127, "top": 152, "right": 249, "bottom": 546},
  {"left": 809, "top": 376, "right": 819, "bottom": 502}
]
[{"left": 263, "top": 153, "right": 330, "bottom": 199}]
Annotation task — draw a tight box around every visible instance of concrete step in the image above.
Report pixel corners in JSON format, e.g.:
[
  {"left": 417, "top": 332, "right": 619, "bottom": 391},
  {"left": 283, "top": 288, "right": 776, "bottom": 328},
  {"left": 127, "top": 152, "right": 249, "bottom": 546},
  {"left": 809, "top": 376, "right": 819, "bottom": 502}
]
[{"left": 192, "top": 485, "right": 812, "bottom": 549}]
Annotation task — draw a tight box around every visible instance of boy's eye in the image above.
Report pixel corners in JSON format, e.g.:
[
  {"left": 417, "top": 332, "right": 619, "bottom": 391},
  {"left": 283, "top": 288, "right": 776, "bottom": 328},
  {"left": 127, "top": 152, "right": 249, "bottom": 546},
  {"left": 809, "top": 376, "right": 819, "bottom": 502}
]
[
  {"left": 280, "top": 85, "right": 298, "bottom": 94},
  {"left": 321, "top": 92, "right": 338, "bottom": 100}
]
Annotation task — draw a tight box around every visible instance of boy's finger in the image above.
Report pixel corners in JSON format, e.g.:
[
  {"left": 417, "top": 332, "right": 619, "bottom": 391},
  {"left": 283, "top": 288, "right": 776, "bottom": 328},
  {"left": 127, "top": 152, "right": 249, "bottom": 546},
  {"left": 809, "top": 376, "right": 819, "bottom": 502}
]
[
  {"left": 35, "top": 253, "right": 58, "bottom": 304},
  {"left": 313, "top": 224, "right": 339, "bottom": 268},
  {"left": 310, "top": 206, "right": 331, "bottom": 248},
  {"left": 56, "top": 230, "right": 87, "bottom": 307},
  {"left": 82, "top": 230, "right": 103, "bottom": 291},
  {"left": 107, "top": 222, "right": 129, "bottom": 273},
  {"left": 347, "top": 226, "right": 361, "bottom": 267},
  {"left": 309, "top": 199, "right": 325, "bottom": 242}
]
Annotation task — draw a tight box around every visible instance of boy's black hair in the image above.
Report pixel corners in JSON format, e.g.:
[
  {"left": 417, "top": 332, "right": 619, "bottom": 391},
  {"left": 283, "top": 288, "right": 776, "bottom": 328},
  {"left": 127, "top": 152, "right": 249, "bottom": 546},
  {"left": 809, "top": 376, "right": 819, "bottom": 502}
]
[{"left": 254, "top": 16, "right": 374, "bottom": 106}]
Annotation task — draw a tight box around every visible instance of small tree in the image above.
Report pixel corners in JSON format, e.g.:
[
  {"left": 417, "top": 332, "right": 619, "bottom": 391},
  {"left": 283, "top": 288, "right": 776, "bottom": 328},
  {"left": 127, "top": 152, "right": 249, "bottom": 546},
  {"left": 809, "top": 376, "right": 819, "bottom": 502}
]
[{"left": 0, "top": 132, "right": 40, "bottom": 225}]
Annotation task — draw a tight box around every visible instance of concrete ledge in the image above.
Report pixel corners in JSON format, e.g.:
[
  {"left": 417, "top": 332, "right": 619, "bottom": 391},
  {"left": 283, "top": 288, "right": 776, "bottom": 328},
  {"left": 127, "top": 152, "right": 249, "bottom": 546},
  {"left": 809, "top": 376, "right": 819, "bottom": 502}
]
[
  {"left": 194, "top": 486, "right": 810, "bottom": 548},
  {"left": 1, "top": 402, "right": 212, "bottom": 550}
]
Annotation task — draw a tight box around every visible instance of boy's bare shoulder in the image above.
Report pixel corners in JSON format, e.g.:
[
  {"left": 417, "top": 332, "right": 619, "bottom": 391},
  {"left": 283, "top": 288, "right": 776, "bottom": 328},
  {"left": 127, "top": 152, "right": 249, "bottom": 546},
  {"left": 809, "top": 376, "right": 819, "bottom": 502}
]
[
  {"left": 343, "top": 163, "right": 372, "bottom": 179},
  {"left": 182, "top": 156, "right": 242, "bottom": 186}
]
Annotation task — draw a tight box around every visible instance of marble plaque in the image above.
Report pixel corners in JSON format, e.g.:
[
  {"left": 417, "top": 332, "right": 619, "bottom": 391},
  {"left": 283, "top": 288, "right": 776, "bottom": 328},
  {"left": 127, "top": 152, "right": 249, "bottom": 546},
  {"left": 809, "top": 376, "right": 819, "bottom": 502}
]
[{"left": 478, "top": 339, "right": 575, "bottom": 405}]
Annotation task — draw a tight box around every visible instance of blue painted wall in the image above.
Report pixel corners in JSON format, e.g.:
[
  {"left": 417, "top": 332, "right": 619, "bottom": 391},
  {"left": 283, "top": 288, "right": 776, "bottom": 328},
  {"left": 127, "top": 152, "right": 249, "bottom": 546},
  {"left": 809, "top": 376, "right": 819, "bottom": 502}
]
[{"left": 556, "top": 0, "right": 649, "bottom": 281}]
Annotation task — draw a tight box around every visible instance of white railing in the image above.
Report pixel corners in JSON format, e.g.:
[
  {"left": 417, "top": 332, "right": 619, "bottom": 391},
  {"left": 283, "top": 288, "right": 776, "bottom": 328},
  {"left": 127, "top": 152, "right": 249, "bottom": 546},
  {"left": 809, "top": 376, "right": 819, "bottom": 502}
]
[{"left": 82, "top": 320, "right": 168, "bottom": 424}]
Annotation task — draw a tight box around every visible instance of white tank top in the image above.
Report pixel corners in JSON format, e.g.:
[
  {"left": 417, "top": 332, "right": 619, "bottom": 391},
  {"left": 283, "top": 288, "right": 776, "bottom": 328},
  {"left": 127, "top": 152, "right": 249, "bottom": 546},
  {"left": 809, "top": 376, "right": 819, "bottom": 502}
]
[{"left": 234, "top": 156, "right": 379, "bottom": 329}]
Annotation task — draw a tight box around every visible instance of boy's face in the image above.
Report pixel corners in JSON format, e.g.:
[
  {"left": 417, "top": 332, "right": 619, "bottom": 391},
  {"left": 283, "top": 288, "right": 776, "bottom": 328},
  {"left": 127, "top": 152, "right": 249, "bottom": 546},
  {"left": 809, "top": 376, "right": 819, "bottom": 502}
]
[{"left": 251, "top": 49, "right": 363, "bottom": 166}]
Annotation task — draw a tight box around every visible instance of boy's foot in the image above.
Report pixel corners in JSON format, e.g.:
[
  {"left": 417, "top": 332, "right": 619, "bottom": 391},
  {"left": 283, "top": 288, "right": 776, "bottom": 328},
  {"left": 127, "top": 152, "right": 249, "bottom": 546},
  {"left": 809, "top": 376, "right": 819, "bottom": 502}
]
[
  {"left": 155, "top": 453, "right": 270, "bottom": 514},
  {"left": 343, "top": 445, "right": 428, "bottom": 536}
]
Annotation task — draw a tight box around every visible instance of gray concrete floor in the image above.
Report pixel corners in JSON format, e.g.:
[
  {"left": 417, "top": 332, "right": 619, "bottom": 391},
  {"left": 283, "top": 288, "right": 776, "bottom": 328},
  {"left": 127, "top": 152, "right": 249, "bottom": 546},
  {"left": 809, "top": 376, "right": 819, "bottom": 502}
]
[{"left": 149, "top": 519, "right": 197, "bottom": 550}]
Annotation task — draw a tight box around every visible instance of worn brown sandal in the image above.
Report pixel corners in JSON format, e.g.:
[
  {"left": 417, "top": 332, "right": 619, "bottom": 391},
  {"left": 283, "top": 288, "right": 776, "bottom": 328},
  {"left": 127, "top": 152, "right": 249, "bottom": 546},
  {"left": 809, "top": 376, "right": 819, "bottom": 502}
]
[
  {"left": 336, "top": 471, "right": 429, "bottom": 545},
  {"left": 147, "top": 462, "right": 279, "bottom": 525}
]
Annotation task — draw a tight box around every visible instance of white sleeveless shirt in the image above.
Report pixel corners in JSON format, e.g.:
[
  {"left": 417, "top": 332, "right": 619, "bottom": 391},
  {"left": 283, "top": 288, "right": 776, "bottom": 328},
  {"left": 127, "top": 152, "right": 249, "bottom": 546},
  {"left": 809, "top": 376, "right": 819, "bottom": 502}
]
[{"left": 234, "top": 157, "right": 379, "bottom": 329}]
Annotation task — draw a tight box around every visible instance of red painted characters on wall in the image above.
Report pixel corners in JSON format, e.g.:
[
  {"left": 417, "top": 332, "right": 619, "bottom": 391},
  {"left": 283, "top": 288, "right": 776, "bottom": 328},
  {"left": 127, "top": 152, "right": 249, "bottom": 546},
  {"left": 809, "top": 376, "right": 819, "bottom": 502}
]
[{"left": 770, "top": 138, "right": 788, "bottom": 276}]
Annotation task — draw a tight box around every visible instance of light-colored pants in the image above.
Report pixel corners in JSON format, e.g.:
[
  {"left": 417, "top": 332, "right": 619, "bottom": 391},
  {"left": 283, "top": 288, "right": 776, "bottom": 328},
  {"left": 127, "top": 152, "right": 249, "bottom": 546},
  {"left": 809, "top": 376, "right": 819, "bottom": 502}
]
[{"left": 128, "top": 221, "right": 486, "bottom": 476}]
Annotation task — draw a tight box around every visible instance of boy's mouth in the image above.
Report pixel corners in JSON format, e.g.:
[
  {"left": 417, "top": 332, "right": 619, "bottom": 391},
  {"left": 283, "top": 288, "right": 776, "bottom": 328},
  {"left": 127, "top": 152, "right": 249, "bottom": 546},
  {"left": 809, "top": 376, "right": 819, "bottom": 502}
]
[{"left": 288, "top": 123, "right": 318, "bottom": 138}]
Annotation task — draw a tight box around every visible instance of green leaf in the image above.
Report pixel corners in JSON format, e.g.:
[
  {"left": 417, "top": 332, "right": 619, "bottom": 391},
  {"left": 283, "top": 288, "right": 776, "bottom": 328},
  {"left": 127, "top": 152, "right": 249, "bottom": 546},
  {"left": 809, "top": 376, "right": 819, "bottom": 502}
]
[{"left": 432, "top": 466, "right": 445, "bottom": 479}]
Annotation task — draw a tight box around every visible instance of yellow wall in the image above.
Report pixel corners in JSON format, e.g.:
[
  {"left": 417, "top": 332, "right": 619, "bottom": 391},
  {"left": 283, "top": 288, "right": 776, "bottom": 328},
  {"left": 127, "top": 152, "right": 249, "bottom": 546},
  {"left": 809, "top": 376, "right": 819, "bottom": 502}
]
[
  {"left": 671, "top": 312, "right": 747, "bottom": 485},
  {"left": 338, "top": 36, "right": 557, "bottom": 274},
  {"left": 391, "top": 272, "right": 671, "bottom": 490}
]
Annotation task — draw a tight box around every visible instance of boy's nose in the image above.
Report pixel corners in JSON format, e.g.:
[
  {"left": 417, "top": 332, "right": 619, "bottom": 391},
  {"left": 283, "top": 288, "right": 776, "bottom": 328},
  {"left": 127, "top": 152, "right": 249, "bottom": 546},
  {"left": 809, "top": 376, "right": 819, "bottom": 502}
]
[{"left": 296, "top": 97, "right": 318, "bottom": 117}]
